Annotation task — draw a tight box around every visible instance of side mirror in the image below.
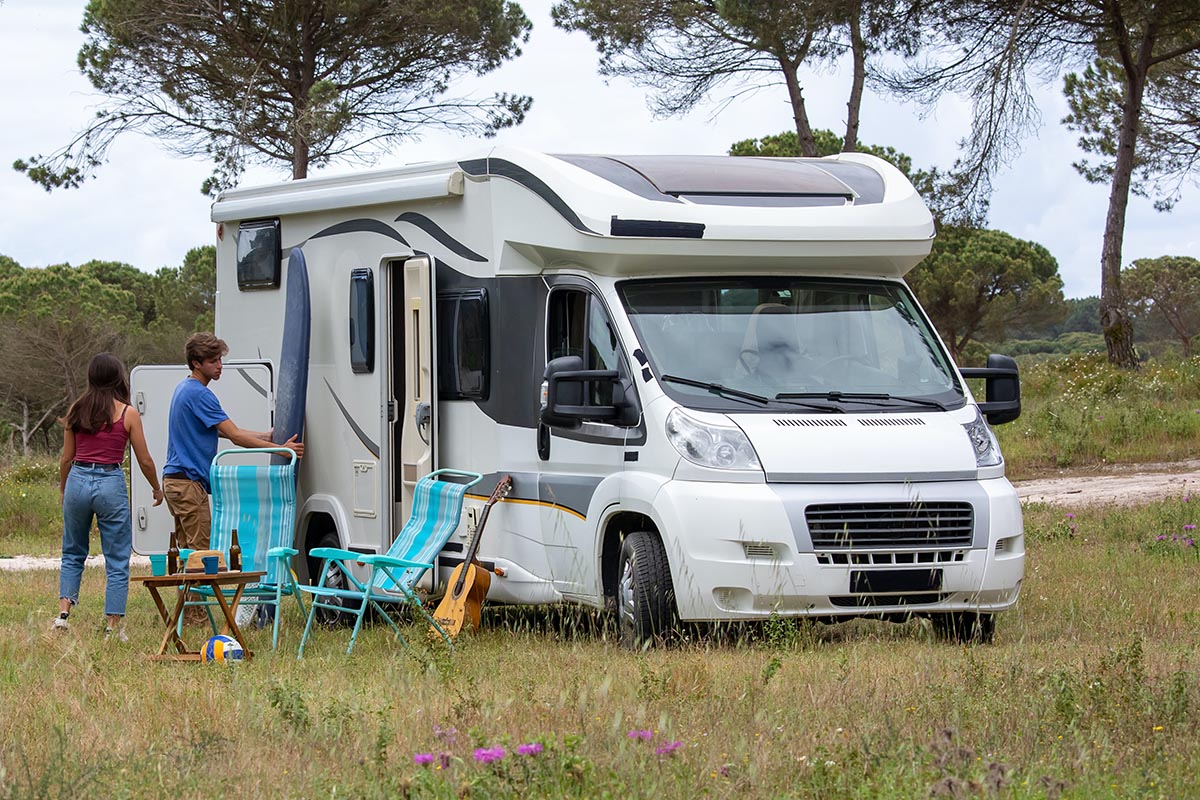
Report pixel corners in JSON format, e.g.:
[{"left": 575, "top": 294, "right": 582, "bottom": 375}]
[
  {"left": 960, "top": 354, "right": 1021, "bottom": 425},
  {"left": 540, "top": 355, "right": 621, "bottom": 427}
]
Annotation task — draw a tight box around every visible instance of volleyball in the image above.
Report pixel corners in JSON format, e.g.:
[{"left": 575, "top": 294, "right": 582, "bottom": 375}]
[{"left": 202, "top": 634, "right": 244, "bottom": 664}]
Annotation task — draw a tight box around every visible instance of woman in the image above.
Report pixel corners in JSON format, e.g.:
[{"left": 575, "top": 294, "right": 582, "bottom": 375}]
[{"left": 54, "top": 353, "right": 163, "bottom": 640}]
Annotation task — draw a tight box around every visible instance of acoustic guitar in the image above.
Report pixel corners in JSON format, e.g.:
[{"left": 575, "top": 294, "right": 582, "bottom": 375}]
[{"left": 431, "top": 474, "right": 512, "bottom": 639}]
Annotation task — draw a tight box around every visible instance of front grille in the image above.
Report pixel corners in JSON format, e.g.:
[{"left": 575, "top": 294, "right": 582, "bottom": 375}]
[{"left": 806, "top": 502, "right": 974, "bottom": 549}]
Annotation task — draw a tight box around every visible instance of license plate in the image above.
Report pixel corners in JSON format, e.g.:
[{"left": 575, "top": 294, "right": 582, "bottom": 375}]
[{"left": 850, "top": 569, "right": 942, "bottom": 594}]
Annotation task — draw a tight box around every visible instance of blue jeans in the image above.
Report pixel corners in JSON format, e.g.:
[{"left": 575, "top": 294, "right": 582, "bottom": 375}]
[{"left": 60, "top": 464, "right": 132, "bottom": 617}]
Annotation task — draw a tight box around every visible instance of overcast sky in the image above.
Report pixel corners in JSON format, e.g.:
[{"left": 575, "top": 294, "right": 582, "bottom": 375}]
[{"left": 2, "top": 0, "right": 1197, "bottom": 299}]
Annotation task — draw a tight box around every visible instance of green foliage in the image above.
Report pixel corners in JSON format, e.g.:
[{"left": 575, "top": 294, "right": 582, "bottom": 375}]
[
  {"left": 907, "top": 227, "right": 1067, "bottom": 360},
  {"left": 1064, "top": 55, "right": 1200, "bottom": 212},
  {"left": 995, "top": 353, "right": 1200, "bottom": 476},
  {"left": 19, "top": 0, "right": 533, "bottom": 193},
  {"left": 1122, "top": 255, "right": 1200, "bottom": 356}
]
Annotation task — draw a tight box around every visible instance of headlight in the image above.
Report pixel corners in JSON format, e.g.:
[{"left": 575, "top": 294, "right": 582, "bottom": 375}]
[
  {"left": 963, "top": 408, "right": 1002, "bottom": 467},
  {"left": 665, "top": 408, "right": 761, "bottom": 471}
]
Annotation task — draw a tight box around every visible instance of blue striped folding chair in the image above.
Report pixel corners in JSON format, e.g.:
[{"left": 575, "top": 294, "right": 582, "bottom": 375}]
[
  {"left": 182, "top": 447, "right": 306, "bottom": 650},
  {"left": 296, "top": 468, "right": 482, "bottom": 658}
]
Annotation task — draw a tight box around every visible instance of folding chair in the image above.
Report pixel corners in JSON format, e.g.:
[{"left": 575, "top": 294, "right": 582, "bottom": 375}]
[
  {"left": 182, "top": 447, "right": 307, "bottom": 650},
  {"left": 296, "top": 468, "right": 483, "bottom": 658}
]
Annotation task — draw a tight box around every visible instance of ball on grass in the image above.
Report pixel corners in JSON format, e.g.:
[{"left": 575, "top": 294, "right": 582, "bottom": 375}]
[{"left": 202, "top": 634, "right": 244, "bottom": 664}]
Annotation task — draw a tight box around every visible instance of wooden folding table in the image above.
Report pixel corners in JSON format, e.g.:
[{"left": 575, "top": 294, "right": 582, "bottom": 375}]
[{"left": 133, "top": 571, "right": 266, "bottom": 662}]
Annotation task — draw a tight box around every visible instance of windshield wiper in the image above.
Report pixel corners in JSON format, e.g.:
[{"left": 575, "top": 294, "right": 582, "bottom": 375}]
[
  {"left": 661, "top": 375, "right": 770, "bottom": 406},
  {"left": 776, "top": 391, "right": 949, "bottom": 411}
]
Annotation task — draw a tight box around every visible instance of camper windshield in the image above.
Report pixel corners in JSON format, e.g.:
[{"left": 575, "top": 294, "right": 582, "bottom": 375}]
[{"left": 619, "top": 277, "right": 964, "bottom": 413}]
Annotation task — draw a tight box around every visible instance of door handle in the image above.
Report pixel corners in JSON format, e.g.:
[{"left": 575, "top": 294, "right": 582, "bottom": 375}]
[{"left": 414, "top": 402, "right": 431, "bottom": 445}]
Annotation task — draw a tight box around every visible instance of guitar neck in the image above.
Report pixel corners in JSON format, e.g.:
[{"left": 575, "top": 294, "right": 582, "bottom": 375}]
[{"left": 456, "top": 475, "right": 512, "bottom": 582}]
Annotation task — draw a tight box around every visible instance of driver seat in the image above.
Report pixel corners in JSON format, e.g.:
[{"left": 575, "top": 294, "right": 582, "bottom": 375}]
[{"left": 740, "top": 303, "right": 802, "bottom": 379}]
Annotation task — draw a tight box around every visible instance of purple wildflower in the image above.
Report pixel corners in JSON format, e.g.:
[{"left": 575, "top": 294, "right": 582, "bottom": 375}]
[
  {"left": 719, "top": 765, "right": 731, "bottom": 777},
  {"left": 414, "top": 753, "right": 435, "bottom": 766},
  {"left": 1065, "top": 513, "right": 1075, "bottom": 520},
  {"left": 434, "top": 724, "right": 457, "bottom": 744},
  {"left": 517, "top": 742, "right": 544, "bottom": 756},
  {"left": 474, "top": 746, "right": 506, "bottom": 764},
  {"left": 655, "top": 740, "right": 683, "bottom": 756},
  {"left": 1157, "top": 534, "right": 1168, "bottom": 541},
  {"left": 1185, "top": 524, "right": 1196, "bottom": 531},
  {"left": 439, "top": 752, "right": 452, "bottom": 769},
  {"left": 628, "top": 729, "right": 653, "bottom": 741}
]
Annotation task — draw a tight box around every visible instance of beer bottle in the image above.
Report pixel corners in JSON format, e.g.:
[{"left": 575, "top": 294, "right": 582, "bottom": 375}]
[
  {"left": 167, "top": 529, "right": 179, "bottom": 574},
  {"left": 229, "top": 528, "right": 242, "bottom": 572}
]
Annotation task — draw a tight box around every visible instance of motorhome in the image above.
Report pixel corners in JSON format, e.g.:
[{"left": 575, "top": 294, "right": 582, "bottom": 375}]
[{"left": 131, "top": 146, "right": 1025, "bottom": 645}]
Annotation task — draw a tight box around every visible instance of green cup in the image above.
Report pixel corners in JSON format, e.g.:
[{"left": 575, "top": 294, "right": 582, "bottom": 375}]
[
  {"left": 149, "top": 554, "right": 167, "bottom": 576},
  {"left": 179, "top": 548, "right": 194, "bottom": 572}
]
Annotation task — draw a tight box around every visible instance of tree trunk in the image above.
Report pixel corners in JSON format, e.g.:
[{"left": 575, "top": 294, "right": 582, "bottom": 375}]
[
  {"left": 293, "top": 134, "right": 309, "bottom": 180},
  {"left": 1098, "top": 49, "right": 1149, "bottom": 369},
  {"left": 779, "top": 57, "right": 818, "bottom": 156},
  {"left": 843, "top": 6, "right": 865, "bottom": 152}
]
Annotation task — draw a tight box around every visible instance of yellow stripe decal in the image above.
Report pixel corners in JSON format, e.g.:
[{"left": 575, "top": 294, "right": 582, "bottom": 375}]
[{"left": 464, "top": 493, "right": 587, "bottom": 521}]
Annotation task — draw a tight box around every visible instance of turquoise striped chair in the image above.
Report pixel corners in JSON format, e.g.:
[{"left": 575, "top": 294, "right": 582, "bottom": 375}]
[
  {"left": 182, "top": 447, "right": 306, "bottom": 650},
  {"left": 296, "top": 468, "right": 482, "bottom": 658}
]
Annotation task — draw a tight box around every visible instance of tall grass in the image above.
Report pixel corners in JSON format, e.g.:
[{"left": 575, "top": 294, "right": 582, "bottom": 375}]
[
  {"left": 991, "top": 354, "right": 1200, "bottom": 479},
  {"left": 2, "top": 497, "right": 1199, "bottom": 799}
]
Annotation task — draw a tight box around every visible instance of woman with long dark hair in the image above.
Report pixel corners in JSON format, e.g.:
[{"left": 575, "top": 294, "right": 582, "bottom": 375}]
[{"left": 54, "top": 353, "right": 163, "bottom": 640}]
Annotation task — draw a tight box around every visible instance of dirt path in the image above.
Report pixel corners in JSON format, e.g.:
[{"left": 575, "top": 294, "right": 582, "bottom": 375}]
[
  {"left": 3, "top": 462, "right": 1197, "bottom": 571},
  {"left": 1014, "top": 458, "right": 1200, "bottom": 506}
]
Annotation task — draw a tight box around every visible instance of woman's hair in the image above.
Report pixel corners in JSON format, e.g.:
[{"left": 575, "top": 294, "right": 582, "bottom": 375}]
[
  {"left": 185, "top": 332, "right": 228, "bottom": 370},
  {"left": 64, "top": 353, "right": 130, "bottom": 434}
]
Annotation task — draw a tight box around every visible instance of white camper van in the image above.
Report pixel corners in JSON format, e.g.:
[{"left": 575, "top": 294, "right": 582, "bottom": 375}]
[{"left": 131, "top": 147, "right": 1025, "bottom": 645}]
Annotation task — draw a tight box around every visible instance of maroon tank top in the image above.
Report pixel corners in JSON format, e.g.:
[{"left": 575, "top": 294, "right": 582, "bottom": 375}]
[{"left": 74, "top": 407, "right": 130, "bottom": 464}]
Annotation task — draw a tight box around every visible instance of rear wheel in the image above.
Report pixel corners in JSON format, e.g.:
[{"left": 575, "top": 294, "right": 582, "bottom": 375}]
[
  {"left": 617, "top": 531, "right": 677, "bottom": 648},
  {"left": 308, "top": 530, "right": 356, "bottom": 626},
  {"left": 931, "top": 612, "right": 995, "bottom": 644}
]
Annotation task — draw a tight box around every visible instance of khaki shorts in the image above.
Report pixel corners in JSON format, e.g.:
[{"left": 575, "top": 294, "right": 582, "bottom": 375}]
[{"left": 163, "top": 478, "right": 211, "bottom": 551}]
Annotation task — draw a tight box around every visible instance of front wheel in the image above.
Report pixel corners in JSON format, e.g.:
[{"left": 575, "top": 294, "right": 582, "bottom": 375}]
[
  {"left": 617, "top": 531, "right": 677, "bottom": 648},
  {"left": 930, "top": 612, "right": 995, "bottom": 644},
  {"left": 307, "top": 530, "right": 356, "bottom": 626}
]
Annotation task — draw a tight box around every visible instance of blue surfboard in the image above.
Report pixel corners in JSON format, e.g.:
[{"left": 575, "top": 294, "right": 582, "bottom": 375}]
[{"left": 273, "top": 248, "right": 310, "bottom": 465}]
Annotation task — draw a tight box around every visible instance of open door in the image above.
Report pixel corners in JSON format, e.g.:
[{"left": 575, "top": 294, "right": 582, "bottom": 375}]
[
  {"left": 391, "top": 256, "right": 436, "bottom": 526},
  {"left": 130, "top": 361, "right": 274, "bottom": 554}
]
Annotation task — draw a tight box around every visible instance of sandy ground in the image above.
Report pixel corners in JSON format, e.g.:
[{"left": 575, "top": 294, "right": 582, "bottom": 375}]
[{"left": 3, "top": 461, "right": 1198, "bottom": 571}]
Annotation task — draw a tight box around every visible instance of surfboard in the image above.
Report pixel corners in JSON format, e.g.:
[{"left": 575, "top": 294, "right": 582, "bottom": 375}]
[{"left": 272, "top": 248, "right": 311, "bottom": 465}]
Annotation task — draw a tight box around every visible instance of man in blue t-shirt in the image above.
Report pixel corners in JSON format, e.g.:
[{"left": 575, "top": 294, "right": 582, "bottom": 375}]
[{"left": 162, "top": 333, "right": 304, "bottom": 569}]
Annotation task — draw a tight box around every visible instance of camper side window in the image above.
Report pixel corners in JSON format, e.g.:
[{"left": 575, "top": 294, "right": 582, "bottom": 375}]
[
  {"left": 349, "top": 269, "right": 374, "bottom": 373},
  {"left": 437, "top": 290, "right": 489, "bottom": 400},
  {"left": 236, "top": 218, "right": 281, "bottom": 290},
  {"left": 547, "top": 289, "right": 620, "bottom": 407}
]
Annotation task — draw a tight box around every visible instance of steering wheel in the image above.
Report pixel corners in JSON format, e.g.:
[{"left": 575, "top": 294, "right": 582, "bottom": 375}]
[
  {"left": 736, "top": 348, "right": 759, "bottom": 375},
  {"left": 813, "top": 354, "right": 870, "bottom": 378}
]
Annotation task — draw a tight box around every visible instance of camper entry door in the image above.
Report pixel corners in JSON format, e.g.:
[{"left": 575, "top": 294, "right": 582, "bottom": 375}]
[
  {"left": 389, "top": 255, "right": 436, "bottom": 534},
  {"left": 129, "top": 361, "right": 275, "bottom": 555}
]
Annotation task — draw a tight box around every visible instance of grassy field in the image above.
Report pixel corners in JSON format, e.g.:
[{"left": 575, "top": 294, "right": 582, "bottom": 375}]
[
  {"left": 2, "top": 355, "right": 1199, "bottom": 797},
  {"left": 993, "top": 354, "right": 1200, "bottom": 480},
  {"left": 2, "top": 496, "right": 1198, "bottom": 799}
]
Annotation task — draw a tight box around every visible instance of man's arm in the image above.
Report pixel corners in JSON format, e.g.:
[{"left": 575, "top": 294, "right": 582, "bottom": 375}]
[{"left": 215, "top": 419, "right": 304, "bottom": 457}]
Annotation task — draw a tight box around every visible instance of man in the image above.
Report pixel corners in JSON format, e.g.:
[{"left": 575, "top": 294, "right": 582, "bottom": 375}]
[{"left": 162, "top": 333, "right": 303, "bottom": 620}]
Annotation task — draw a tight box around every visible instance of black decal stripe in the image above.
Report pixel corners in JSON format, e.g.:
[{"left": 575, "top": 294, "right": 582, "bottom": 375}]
[
  {"left": 395, "top": 212, "right": 486, "bottom": 262},
  {"left": 310, "top": 219, "right": 409, "bottom": 245},
  {"left": 235, "top": 368, "right": 268, "bottom": 399},
  {"left": 324, "top": 378, "right": 380, "bottom": 457},
  {"left": 459, "top": 158, "right": 597, "bottom": 235}
]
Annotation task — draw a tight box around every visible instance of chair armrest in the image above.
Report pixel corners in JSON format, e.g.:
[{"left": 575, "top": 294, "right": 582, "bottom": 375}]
[
  {"left": 267, "top": 546, "right": 298, "bottom": 558},
  {"left": 360, "top": 553, "right": 433, "bottom": 570},
  {"left": 309, "top": 546, "right": 359, "bottom": 562}
]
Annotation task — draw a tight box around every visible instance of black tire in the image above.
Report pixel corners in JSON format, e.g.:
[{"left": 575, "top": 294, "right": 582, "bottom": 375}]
[
  {"left": 931, "top": 612, "right": 995, "bottom": 644},
  {"left": 617, "top": 531, "right": 677, "bottom": 648},
  {"left": 307, "top": 530, "right": 357, "bottom": 626}
]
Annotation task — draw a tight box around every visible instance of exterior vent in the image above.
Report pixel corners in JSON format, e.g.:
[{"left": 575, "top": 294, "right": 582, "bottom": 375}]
[
  {"left": 805, "top": 502, "right": 974, "bottom": 549},
  {"left": 857, "top": 417, "right": 926, "bottom": 427},
  {"left": 773, "top": 418, "right": 848, "bottom": 427},
  {"left": 742, "top": 542, "right": 777, "bottom": 560}
]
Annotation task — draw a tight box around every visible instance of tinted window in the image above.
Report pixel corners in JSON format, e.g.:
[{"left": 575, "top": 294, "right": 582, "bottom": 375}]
[
  {"left": 236, "top": 219, "right": 281, "bottom": 290},
  {"left": 349, "top": 269, "right": 374, "bottom": 374},
  {"left": 437, "top": 290, "right": 489, "bottom": 400}
]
